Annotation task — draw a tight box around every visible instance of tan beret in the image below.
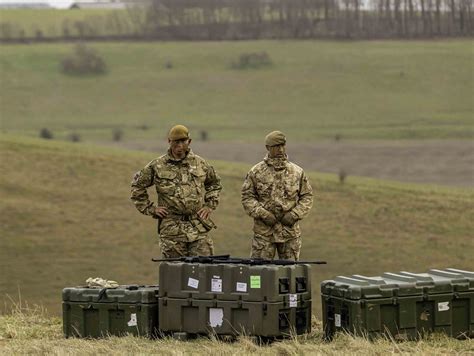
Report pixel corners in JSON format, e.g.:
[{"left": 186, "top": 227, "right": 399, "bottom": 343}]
[
  {"left": 265, "top": 131, "right": 286, "bottom": 147},
  {"left": 168, "top": 125, "right": 189, "bottom": 140}
]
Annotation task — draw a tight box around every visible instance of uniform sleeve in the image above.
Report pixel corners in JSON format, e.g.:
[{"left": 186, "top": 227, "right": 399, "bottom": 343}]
[
  {"left": 130, "top": 162, "right": 158, "bottom": 218},
  {"left": 291, "top": 171, "right": 313, "bottom": 219},
  {"left": 241, "top": 171, "right": 266, "bottom": 218},
  {"left": 203, "top": 164, "right": 222, "bottom": 210}
]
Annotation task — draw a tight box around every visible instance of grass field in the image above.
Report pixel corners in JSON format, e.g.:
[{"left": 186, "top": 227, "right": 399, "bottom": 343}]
[
  {"left": 1, "top": 304, "right": 473, "bottom": 355},
  {"left": 1, "top": 40, "right": 473, "bottom": 141},
  {"left": 1, "top": 134, "right": 473, "bottom": 319}
]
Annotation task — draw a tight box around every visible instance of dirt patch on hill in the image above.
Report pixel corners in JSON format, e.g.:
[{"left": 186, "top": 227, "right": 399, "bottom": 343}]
[{"left": 104, "top": 140, "right": 474, "bottom": 187}]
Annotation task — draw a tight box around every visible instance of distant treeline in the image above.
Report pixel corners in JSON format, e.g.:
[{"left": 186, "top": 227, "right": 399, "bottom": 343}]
[{"left": 1, "top": 0, "right": 472, "bottom": 42}]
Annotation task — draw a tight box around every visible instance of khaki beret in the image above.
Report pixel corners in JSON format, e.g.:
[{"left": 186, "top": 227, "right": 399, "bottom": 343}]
[
  {"left": 265, "top": 131, "right": 286, "bottom": 147},
  {"left": 168, "top": 125, "right": 190, "bottom": 140}
]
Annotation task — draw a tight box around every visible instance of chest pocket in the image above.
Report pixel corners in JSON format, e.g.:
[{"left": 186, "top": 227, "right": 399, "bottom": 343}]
[
  {"left": 256, "top": 177, "right": 274, "bottom": 198},
  {"left": 190, "top": 167, "right": 207, "bottom": 187},
  {"left": 156, "top": 170, "right": 177, "bottom": 195},
  {"left": 284, "top": 178, "right": 300, "bottom": 199}
]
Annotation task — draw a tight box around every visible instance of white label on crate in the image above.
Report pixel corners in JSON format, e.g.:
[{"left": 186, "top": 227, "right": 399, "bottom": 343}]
[
  {"left": 289, "top": 294, "right": 298, "bottom": 308},
  {"left": 438, "top": 302, "right": 450, "bottom": 311},
  {"left": 188, "top": 277, "right": 199, "bottom": 289},
  {"left": 127, "top": 313, "right": 137, "bottom": 327},
  {"left": 236, "top": 282, "right": 247, "bottom": 292},
  {"left": 209, "top": 308, "right": 224, "bottom": 328},
  {"left": 211, "top": 278, "right": 222, "bottom": 292},
  {"left": 335, "top": 314, "right": 341, "bottom": 327}
]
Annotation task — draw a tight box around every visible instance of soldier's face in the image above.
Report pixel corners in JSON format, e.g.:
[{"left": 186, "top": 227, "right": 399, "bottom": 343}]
[
  {"left": 267, "top": 144, "right": 286, "bottom": 158},
  {"left": 169, "top": 138, "right": 191, "bottom": 159}
]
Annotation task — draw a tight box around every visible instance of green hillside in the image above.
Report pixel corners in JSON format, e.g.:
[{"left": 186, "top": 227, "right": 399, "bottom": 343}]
[
  {"left": 1, "top": 40, "right": 473, "bottom": 141},
  {"left": 1, "top": 134, "right": 473, "bottom": 317}
]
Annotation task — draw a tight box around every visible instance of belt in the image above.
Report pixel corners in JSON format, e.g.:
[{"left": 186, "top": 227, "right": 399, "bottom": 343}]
[{"left": 166, "top": 213, "right": 196, "bottom": 221}]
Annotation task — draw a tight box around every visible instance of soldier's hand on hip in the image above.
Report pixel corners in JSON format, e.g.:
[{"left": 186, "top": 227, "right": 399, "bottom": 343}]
[
  {"left": 261, "top": 210, "right": 277, "bottom": 226},
  {"left": 281, "top": 212, "right": 298, "bottom": 227},
  {"left": 197, "top": 207, "right": 212, "bottom": 220},
  {"left": 155, "top": 207, "right": 169, "bottom": 218}
]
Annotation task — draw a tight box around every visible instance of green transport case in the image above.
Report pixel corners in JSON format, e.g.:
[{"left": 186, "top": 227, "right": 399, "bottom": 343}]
[
  {"left": 62, "top": 285, "right": 159, "bottom": 338},
  {"left": 159, "top": 297, "right": 311, "bottom": 337},
  {"left": 321, "top": 268, "right": 474, "bottom": 340},
  {"left": 158, "top": 262, "right": 311, "bottom": 302}
]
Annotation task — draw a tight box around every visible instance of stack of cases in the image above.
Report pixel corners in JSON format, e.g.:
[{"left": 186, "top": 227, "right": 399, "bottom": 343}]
[
  {"left": 321, "top": 268, "right": 474, "bottom": 340},
  {"left": 159, "top": 262, "right": 312, "bottom": 337},
  {"left": 62, "top": 285, "right": 160, "bottom": 338}
]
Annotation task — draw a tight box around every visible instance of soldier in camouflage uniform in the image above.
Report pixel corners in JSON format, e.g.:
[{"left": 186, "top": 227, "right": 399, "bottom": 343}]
[
  {"left": 131, "top": 125, "right": 222, "bottom": 258},
  {"left": 241, "top": 131, "right": 313, "bottom": 260}
]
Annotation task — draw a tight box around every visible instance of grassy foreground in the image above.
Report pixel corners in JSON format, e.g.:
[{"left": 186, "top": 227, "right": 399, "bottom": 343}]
[
  {"left": 1, "top": 303, "right": 472, "bottom": 355},
  {"left": 1, "top": 40, "right": 473, "bottom": 141},
  {"left": 1, "top": 134, "right": 473, "bottom": 318}
]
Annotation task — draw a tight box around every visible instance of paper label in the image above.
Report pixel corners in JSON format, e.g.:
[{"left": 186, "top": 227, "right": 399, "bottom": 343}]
[
  {"left": 236, "top": 282, "right": 247, "bottom": 292},
  {"left": 188, "top": 277, "right": 199, "bottom": 289},
  {"left": 250, "top": 275, "right": 261, "bottom": 289},
  {"left": 127, "top": 313, "right": 137, "bottom": 327},
  {"left": 438, "top": 301, "right": 450, "bottom": 311},
  {"left": 335, "top": 313, "right": 341, "bottom": 327},
  {"left": 209, "top": 308, "right": 224, "bottom": 328},
  {"left": 289, "top": 294, "right": 297, "bottom": 308},
  {"left": 211, "top": 278, "right": 222, "bottom": 292}
]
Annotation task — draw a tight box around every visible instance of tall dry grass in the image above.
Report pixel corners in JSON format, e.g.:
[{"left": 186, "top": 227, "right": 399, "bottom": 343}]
[{"left": 1, "top": 297, "right": 473, "bottom": 355}]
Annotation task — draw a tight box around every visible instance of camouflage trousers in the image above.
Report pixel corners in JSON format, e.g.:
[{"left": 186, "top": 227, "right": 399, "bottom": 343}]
[
  {"left": 158, "top": 217, "right": 214, "bottom": 258},
  {"left": 159, "top": 235, "right": 214, "bottom": 258},
  {"left": 250, "top": 235, "right": 302, "bottom": 261}
]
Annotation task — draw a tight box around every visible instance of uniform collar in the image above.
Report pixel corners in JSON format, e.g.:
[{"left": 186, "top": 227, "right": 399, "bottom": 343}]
[
  {"left": 264, "top": 154, "right": 288, "bottom": 171},
  {"left": 166, "top": 148, "right": 193, "bottom": 163}
]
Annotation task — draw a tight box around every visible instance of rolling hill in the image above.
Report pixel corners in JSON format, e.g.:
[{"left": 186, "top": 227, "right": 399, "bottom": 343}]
[
  {"left": 1, "top": 134, "right": 473, "bottom": 319},
  {"left": 1, "top": 40, "right": 473, "bottom": 141}
]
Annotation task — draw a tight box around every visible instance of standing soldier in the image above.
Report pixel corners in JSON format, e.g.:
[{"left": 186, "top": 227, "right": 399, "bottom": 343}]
[
  {"left": 241, "top": 131, "right": 313, "bottom": 260},
  {"left": 131, "top": 125, "right": 222, "bottom": 258}
]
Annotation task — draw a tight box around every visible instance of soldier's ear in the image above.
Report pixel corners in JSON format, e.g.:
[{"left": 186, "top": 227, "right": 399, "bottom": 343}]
[
  {"left": 265, "top": 145, "right": 270, "bottom": 152},
  {"left": 168, "top": 138, "right": 172, "bottom": 145},
  {"left": 188, "top": 138, "right": 192, "bottom": 145}
]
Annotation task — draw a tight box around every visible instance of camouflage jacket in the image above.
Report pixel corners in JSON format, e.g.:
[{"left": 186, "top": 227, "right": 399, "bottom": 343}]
[
  {"left": 241, "top": 155, "right": 313, "bottom": 242},
  {"left": 131, "top": 149, "right": 222, "bottom": 218}
]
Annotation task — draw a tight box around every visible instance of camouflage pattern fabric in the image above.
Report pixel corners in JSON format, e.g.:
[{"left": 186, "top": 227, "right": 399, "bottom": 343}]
[
  {"left": 85, "top": 277, "right": 119, "bottom": 289},
  {"left": 241, "top": 155, "right": 313, "bottom": 260},
  {"left": 159, "top": 235, "right": 214, "bottom": 258},
  {"left": 131, "top": 149, "right": 221, "bottom": 257},
  {"left": 251, "top": 235, "right": 302, "bottom": 260}
]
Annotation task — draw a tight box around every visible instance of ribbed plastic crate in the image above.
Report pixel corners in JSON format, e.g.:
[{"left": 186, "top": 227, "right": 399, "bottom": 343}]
[
  {"left": 321, "top": 268, "right": 474, "bottom": 340},
  {"left": 159, "top": 262, "right": 311, "bottom": 302},
  {"left": 159, "top": 297, "right": 311, "bottom": 337},
  {"left": 62, "top": 285, "right": 159, "bottom": 338}
]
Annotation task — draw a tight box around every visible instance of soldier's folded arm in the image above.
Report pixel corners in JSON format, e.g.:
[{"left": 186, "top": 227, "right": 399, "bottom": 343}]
[
  {"left": 290, "top": 172, "right": 313, "bottom": 220},
  {"left": 130, "top": 162, "right": 159, "bottom": 218}
]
